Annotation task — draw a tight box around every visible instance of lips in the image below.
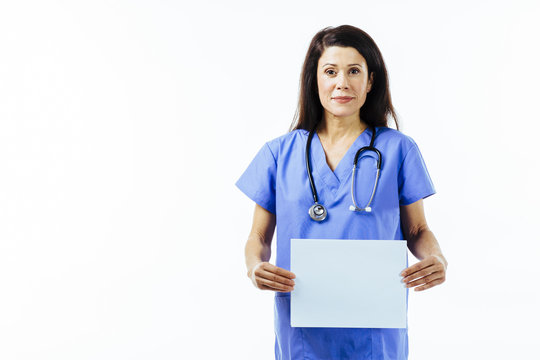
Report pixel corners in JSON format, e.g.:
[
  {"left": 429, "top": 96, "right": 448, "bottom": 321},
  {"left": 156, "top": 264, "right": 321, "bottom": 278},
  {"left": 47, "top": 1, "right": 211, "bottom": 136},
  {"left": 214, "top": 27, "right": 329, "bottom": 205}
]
[{"left": 332, "top": 96, "right": 354, "bottom": 104}]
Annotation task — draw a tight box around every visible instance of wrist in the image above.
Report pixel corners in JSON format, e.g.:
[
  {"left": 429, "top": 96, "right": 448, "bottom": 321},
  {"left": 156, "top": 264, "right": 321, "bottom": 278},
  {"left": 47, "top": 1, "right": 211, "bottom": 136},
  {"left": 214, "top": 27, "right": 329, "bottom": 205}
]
[
  {"left": 431, "top": 253, "right": 448, "bottom": 269},
  {"left": 246, "top": 260, "right": 263, "bottom": 278}
]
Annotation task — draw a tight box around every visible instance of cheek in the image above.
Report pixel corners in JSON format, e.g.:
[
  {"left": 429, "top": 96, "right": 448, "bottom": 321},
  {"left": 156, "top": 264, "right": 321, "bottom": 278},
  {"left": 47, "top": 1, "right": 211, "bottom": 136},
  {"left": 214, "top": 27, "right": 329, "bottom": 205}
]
[
  {"left": 355, "top": 79, "right": 369, "bottom": 92},
  {"left": 318, "top": 81, "right": 333, "bottom": 98},
  {"left": 317, "top": 75, "right": 331, "bottom": 90}
]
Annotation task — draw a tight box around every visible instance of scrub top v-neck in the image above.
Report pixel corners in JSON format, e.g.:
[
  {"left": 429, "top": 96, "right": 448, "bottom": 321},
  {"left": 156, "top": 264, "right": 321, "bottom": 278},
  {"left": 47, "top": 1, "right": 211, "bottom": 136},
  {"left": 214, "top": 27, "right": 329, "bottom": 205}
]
[
  {"left": 311, "top": 129, "right": 371, "bottom": 197},
  {"left": 236, "top": 127, "right": 436, "bottom": 360}
]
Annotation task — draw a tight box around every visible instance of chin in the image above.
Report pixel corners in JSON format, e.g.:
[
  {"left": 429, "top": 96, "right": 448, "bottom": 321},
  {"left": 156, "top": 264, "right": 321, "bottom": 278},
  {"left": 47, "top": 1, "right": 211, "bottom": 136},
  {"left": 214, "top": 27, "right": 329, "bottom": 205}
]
[{"left": 328, "top": 108, "right": 360, "bottom": 118}]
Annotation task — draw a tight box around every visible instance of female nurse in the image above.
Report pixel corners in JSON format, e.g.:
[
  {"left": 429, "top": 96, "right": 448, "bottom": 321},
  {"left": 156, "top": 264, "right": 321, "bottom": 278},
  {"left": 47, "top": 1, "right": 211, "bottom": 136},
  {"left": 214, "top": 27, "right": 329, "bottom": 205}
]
[{"left": 236, "top": 25, "right": 448, "bottom": 360}]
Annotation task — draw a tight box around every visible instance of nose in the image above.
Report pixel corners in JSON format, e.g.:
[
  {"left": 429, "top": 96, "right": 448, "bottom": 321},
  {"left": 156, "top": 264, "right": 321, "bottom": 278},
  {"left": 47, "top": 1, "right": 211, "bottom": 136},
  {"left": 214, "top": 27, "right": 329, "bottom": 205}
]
[{"left": 336, "top": 72, "right": 349, "bottom": 89}]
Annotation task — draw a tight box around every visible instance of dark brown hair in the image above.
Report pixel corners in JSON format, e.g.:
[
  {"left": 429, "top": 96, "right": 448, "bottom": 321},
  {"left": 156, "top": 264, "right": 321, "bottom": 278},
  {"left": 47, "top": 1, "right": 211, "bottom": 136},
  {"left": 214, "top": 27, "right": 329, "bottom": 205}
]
[{"left": 289, "top": 25, "right": 399, "bottom": 132}]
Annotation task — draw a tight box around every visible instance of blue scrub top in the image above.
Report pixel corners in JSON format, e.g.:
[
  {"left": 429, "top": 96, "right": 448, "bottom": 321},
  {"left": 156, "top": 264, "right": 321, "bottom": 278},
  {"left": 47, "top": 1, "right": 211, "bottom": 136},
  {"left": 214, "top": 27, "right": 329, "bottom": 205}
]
[{"left": 236, "top": 127, "right": 435, "bottom": 360}]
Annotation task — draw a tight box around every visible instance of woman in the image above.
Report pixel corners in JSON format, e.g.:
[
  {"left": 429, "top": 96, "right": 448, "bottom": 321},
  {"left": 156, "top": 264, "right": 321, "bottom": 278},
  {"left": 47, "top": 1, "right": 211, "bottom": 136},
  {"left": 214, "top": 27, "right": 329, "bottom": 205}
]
[{"left": 236, "top": 25, "right": 448, "bottom": 360}]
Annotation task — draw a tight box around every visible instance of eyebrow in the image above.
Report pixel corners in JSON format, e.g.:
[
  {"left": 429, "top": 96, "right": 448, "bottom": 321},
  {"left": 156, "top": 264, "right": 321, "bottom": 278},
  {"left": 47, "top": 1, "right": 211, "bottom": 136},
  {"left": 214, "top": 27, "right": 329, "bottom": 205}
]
[{"left": 323, "top": 63, "right": 364, "bottom": 67}]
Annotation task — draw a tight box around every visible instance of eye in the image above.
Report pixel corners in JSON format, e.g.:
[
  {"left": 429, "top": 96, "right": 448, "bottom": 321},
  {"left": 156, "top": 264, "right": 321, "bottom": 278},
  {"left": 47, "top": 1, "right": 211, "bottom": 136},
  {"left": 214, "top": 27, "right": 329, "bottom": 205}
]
[{"left": 324, "top": 68, "right": 361, "bottom": 75}]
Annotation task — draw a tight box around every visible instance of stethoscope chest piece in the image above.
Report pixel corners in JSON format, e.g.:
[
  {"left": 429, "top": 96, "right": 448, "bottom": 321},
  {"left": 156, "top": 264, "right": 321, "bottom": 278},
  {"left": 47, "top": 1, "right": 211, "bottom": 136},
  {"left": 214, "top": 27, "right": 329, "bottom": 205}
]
[{"left": 309, "top": 203, "right": 327, "bottom": 221}]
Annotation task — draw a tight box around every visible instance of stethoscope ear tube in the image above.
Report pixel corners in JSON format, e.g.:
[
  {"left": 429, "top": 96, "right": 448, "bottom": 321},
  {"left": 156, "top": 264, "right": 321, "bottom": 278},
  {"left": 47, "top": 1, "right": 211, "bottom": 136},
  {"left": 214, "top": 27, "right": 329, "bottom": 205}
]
[
  {"left": 350, "top": 166, "right": 380, "bottom": 212},
  {"left": 353, "top": 146, "right": 382, "bottom": 170}
]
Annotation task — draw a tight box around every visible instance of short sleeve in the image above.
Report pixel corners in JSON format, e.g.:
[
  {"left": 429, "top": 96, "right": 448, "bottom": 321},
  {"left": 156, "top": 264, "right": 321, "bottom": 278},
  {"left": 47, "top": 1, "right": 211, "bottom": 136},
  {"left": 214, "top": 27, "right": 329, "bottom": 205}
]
[
  {"left": 235, "top": 142, "right": 277, "bottom": 214},
  {"left": 398, "top": 139, "right": 436, "bottom": 205}
]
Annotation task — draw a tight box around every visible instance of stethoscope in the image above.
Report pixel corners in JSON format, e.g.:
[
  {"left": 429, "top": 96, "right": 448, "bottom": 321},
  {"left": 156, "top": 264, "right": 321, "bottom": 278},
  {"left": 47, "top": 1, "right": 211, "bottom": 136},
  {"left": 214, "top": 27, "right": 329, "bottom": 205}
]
[{"left": 306, "top": 126, "right": 382, "bottom": 222}]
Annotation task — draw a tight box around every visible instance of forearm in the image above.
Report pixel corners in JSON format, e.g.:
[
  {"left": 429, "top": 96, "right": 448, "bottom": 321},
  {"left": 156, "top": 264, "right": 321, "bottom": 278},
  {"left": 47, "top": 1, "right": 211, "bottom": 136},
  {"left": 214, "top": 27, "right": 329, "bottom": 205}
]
[
  {"left": 245, "top": 233, "right": 271, "bottom": 277},
  {"left": 408, "top": 229, "right": 448, "bottom": 268}
]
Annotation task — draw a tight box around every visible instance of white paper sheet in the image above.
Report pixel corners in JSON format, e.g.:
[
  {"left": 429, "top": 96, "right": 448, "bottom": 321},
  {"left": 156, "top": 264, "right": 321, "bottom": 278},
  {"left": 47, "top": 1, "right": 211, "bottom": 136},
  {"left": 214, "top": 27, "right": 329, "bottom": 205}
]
[{"left": 290, "top": 239, "right": 407, "bottom": 328}]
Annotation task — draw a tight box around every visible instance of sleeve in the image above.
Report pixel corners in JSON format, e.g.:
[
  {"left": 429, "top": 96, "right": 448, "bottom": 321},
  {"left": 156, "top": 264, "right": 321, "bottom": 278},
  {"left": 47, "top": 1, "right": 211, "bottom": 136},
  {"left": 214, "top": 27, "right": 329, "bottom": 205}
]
[
  {"left": 235, "top": 142, "right": 277, "bottom": 214},
  {"left": 398, "top": 139, "right": 436, "bottom": 206}
]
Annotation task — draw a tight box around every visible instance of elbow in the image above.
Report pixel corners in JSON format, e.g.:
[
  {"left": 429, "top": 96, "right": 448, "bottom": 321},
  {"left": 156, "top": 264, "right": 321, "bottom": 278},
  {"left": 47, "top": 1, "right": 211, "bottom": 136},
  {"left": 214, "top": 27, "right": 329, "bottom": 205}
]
[
  {"left": 406, "top": 222, "right": 430, "bottom": 243},
  {"left": 249, "top": 228, "right": 269, "bottom": 247}
]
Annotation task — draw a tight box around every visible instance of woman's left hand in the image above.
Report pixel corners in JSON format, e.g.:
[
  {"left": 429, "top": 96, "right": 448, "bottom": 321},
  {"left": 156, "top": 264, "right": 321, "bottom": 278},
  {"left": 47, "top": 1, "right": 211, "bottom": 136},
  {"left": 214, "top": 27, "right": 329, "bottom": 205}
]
[{"left": 400, "top": 254, "right": 447, "bottom": 292}]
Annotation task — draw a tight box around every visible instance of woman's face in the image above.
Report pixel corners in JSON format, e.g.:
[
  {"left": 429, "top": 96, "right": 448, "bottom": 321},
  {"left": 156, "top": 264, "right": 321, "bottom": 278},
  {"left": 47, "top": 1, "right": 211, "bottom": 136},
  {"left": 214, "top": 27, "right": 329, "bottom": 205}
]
[{"left": 317, "top": 46, "right": 373, "bottom": 121}]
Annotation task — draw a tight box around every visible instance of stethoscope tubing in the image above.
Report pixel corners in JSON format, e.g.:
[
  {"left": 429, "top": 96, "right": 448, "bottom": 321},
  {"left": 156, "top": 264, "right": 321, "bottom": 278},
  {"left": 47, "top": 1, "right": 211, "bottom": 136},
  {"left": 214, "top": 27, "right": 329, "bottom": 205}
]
[
  {"left": 305, "top": 128, "right": 320, "bottom": 205},
  {"left": 306, "top": 126, "right": 382, "bottom": 221}
]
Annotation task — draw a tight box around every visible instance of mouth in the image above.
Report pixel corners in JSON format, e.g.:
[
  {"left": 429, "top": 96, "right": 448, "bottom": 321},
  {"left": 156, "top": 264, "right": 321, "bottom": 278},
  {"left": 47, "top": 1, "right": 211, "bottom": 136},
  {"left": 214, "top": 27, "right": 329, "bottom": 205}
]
[{"left": 332, "top": 97, "right": 354, "bottom": 103}]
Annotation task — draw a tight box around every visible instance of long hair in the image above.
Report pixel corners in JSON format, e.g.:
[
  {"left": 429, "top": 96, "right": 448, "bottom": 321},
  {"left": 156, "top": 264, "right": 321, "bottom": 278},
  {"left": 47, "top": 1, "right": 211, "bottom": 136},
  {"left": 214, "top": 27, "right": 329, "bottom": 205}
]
[{"left": 289, "top": 25, "right": 399, "bottom": 132}]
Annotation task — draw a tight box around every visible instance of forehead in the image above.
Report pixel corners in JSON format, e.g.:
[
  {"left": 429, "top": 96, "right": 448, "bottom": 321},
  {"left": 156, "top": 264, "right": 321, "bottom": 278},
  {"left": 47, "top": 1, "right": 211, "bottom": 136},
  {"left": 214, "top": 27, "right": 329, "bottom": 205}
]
[{"left": 318, "top": 46, "right": 367, "bottom": 67}]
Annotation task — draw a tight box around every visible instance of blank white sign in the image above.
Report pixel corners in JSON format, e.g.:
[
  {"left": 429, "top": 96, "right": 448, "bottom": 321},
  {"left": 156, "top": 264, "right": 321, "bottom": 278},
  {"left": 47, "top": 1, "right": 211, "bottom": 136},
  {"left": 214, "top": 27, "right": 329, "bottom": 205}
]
[{"left": 290, "top": 239, "right": 407, "bottom": 328}]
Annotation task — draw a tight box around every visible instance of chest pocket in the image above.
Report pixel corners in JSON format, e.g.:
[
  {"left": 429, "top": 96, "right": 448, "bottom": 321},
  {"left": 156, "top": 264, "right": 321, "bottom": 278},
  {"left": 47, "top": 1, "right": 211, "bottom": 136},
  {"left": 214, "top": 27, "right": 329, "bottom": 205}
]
[{"left": 351, "top": 152, "right": 379, "bottom": 208}]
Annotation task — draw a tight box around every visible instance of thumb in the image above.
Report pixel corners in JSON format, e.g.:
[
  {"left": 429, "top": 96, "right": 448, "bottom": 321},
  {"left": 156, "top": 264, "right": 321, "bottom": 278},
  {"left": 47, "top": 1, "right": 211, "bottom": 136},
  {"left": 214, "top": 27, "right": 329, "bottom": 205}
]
[{"left": 250, "top": 262, "right": 264, "bottom": 283}]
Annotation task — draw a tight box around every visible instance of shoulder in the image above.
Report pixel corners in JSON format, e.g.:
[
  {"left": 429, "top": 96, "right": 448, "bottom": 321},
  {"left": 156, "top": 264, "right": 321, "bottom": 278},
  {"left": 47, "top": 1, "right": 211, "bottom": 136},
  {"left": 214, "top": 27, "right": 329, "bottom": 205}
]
[
  {"left": 264, "top": 129, "right": 309, "bottom": 159},
  {"left": 375, "top": 127, "right": 420, "bottom": 155},
  {"left": 375, "top": 127, "right": 415, "bottom": 146}
]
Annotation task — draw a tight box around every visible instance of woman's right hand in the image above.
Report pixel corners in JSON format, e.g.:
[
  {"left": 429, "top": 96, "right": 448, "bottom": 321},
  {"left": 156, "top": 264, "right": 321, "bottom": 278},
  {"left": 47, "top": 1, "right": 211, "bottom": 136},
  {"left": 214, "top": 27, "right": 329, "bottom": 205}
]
[{"left": 247, "top": 262, "right": 296, "bottom": 292}]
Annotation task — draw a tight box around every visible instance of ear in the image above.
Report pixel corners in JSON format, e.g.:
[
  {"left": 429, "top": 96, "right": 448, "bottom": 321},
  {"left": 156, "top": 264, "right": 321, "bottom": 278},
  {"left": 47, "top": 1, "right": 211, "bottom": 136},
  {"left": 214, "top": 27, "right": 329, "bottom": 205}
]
[{"left": 367, "top": 72, "right": 374, "bottom": 93}]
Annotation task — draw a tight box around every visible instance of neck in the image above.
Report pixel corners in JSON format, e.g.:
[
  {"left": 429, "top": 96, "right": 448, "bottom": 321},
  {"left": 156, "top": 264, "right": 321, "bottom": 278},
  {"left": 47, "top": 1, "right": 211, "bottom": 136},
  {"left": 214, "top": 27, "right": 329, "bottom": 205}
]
[{"left": 316, "top": 113, "right": 368, "bottom": 144}]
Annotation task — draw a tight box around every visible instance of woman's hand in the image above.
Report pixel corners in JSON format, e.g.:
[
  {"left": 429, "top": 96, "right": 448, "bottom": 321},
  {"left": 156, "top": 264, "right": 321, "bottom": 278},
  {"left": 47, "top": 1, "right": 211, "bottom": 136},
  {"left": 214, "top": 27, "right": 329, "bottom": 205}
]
[
  {"left": 400, "top": 254, "right": 447, "bottom": 292},
  {"left": 248, "top": 262, "right": 296, "bottom": 292}
]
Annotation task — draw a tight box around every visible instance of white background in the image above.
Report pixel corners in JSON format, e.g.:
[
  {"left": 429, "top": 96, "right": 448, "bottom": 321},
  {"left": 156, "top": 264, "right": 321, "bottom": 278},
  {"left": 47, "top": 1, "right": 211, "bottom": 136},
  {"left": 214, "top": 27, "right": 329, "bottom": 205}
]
[{"left": 1, "top": 1, "right": 539, "bottom": 359}]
